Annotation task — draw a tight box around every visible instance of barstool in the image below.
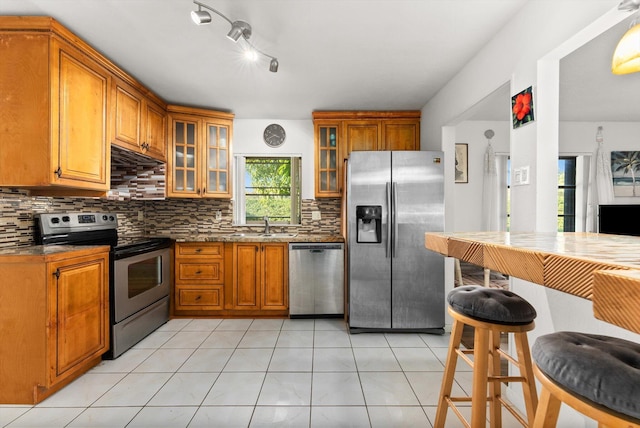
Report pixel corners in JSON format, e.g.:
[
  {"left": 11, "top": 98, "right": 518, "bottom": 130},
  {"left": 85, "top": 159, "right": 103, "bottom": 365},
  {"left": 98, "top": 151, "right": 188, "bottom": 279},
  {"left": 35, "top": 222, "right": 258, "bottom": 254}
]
[
  {"left": 531, "top": 332, "right": 640, "bottom": 428},
  {"left": 435, "top": 286, "right": 539, "bottom": 428}
]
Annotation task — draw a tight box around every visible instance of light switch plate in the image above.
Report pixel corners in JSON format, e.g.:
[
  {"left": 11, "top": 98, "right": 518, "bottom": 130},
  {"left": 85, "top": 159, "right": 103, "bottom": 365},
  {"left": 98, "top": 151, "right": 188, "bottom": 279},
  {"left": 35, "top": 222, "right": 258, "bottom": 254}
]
[{"left": 312, "top": 211, "right": 321, "bottom": 220}]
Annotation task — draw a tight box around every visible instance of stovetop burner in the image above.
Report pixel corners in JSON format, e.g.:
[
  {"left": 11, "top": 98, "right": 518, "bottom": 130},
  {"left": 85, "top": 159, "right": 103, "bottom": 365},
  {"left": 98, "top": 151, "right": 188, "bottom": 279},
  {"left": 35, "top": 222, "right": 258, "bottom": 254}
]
[{"left": 113, "top": 236, "right": 172, "bottom": 259}]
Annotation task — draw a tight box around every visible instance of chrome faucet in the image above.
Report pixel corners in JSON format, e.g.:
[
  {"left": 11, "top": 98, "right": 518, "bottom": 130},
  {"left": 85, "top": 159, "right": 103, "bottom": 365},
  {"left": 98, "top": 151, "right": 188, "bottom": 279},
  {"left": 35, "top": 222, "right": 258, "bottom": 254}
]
[{"left": 263, "top": 216, "right": 270, "bottom": 234}]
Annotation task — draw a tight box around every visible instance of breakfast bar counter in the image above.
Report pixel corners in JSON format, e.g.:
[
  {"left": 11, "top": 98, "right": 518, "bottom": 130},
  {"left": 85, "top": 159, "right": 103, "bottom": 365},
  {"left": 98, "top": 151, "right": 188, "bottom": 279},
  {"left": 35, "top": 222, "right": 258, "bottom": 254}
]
[{"left": 425, "top": 231, "right": 640, "bottom": 334}]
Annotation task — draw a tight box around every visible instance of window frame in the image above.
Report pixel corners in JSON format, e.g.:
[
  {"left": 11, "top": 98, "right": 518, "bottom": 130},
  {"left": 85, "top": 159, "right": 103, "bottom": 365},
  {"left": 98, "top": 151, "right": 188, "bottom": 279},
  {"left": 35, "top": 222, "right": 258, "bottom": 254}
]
[{"left": 234, "top": 155, "right": 302, "bottom": 225}]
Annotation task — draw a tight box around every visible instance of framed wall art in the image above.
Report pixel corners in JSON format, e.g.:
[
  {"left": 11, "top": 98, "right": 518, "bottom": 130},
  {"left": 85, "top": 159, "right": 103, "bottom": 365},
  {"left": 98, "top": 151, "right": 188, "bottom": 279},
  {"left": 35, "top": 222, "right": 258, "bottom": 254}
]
[
  {"left": 512, "top": 86, "right": 535, "bottom": 129},
  {"left": 455, "top": 143, "right": 468, "bottom": 183},
  {"left": 611, "top": 151, "right": 640, "bottom": 197}
]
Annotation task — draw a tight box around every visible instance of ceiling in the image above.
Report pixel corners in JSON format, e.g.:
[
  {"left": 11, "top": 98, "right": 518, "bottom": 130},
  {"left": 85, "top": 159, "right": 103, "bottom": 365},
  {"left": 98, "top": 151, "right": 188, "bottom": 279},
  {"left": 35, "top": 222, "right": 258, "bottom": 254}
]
[{"left": 0, "top": 0, "right": 528, "bottom": 119}]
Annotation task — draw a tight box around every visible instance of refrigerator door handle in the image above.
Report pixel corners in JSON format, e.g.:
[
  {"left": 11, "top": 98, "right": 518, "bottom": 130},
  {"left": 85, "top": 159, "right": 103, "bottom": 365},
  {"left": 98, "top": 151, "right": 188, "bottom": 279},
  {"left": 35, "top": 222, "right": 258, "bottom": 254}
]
[
  {"left": 386, "top": 182, "right": 391, "bottom": 258},
  {"left": 392, "top": 181, "right": 398, "bottom": 258}
]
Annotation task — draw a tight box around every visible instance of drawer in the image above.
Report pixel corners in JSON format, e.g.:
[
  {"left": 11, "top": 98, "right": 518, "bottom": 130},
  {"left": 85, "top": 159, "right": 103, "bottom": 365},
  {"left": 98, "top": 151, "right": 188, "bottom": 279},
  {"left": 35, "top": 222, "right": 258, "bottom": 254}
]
[
  {"left": 176, "top": 243, "right": 223, "bottom": 257},
  {"left": 176, "top": 286, "right": 223, "bottom": 310},
  {"left": 177, "top": 260, "right": 223, "bottom": 282}
]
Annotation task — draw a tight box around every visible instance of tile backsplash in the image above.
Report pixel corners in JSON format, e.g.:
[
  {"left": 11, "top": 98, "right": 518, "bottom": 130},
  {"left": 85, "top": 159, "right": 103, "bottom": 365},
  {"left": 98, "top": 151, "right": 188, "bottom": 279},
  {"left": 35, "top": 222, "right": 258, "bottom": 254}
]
[{"left": 0, "top": 188, "right": 341, "bottom": 248}]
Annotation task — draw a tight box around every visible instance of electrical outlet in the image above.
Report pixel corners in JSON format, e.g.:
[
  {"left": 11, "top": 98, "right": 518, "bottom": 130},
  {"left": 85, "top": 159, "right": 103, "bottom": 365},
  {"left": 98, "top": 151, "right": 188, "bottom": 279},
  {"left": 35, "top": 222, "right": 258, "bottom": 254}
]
[
  {"left": 137, "top": 210, "right": 144, "bottom": 221},
  {"left": 312, "top": 211, "right": 321, "bottom": 221},
  {"left": 215, "top": 210, "right": 222, "bottom": 220}
]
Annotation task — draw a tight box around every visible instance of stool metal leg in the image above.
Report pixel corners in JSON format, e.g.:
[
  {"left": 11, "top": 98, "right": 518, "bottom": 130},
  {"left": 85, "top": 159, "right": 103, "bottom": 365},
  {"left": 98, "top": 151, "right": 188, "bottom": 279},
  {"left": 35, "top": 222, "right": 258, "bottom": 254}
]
[{"left": 434, "top": 319, "right": 465, "bottom": 428}]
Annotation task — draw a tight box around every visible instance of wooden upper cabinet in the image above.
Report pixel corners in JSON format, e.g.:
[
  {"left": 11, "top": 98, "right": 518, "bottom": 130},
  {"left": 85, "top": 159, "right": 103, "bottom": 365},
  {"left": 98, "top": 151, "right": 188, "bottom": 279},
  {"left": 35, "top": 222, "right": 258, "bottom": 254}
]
[
  {"left": 344, "top": 120, "right": 380, "bottom": 156},
  {"left": 381, "top": 120, "right": 420, "bottom": 151},
  {"left": 314, "top": 121, "right": 342, "bottom": 197},
  {"left": 144, "top": 101, "right": 167, "bottom": 161},
  {"left": 167, "top": 105, "right": 234, "bottom": 199},
  {"left": 112, "top": 77, "right": 167, "bottom": 162},
  {"left": 313, "top": 111, "right": 421, "bottom": 197},
  {"left": 0, "top": 20, "right": 110, "bottom": 195}
]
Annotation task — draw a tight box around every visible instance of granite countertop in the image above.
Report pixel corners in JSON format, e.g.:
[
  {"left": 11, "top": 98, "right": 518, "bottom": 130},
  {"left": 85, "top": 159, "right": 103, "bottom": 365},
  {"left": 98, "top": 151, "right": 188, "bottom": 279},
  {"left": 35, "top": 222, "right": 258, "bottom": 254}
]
[
  {"left": 170, "top": 233, "right": 344, "bottom": 243},
  {"left": 0, "top": 245, "right": 110, "bottom": 259}
]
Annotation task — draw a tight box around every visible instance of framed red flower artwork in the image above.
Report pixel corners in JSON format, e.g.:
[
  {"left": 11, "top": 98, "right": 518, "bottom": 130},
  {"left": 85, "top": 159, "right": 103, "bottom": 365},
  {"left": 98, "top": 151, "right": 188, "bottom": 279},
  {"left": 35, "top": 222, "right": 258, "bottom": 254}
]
[{"left": 511, "top": 86, "right": 535, "bottom": 129}]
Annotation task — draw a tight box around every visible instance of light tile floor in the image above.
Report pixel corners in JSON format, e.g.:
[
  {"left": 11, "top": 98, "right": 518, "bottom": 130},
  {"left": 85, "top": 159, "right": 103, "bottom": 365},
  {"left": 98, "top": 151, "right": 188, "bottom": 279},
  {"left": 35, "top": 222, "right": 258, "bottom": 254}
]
[{"left": 0, "top": 318, "right": 525, "bottom": 428}]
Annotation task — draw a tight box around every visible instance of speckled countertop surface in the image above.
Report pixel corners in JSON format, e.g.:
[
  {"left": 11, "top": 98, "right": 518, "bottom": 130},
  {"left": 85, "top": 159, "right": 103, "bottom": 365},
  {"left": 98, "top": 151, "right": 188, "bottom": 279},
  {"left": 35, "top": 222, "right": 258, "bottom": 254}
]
[
  {"left": 170, "top": 233, "right": 345, "bottom": 243},
  {"left": 0, "top": 245, "right": 110, "bottom": 258}
]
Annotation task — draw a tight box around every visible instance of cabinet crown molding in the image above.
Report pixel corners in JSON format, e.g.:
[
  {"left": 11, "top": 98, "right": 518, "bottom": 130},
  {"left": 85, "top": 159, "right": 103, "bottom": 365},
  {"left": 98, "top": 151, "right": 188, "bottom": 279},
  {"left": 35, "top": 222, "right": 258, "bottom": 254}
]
[{"left": 312, "top": 110, "right": 421, "bottom": 120}]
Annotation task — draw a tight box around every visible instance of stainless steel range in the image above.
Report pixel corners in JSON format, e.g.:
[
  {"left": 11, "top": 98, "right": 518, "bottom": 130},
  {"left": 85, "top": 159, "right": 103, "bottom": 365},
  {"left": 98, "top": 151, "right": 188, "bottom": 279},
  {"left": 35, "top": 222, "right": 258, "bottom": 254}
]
[{"left": 36, "top": 212, "right": 171, "bottom": 359}]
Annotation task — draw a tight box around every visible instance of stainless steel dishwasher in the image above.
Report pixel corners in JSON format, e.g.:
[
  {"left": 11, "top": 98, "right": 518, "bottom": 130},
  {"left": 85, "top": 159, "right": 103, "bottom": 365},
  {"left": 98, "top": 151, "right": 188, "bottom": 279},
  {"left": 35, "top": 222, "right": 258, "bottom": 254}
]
[{"left": 289, "top": 243, "right": 344, "bottom": 317}]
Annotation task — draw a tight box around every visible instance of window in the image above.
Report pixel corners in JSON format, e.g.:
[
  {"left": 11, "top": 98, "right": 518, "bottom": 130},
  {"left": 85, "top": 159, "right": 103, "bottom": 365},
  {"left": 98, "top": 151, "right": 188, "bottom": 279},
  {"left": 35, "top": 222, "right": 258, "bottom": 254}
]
[
  {"left": 558, "top": 157, "right": 576, "bottom": 232},
  {"left": 234, "top": 156, "right": 301, "bottom": 225}
]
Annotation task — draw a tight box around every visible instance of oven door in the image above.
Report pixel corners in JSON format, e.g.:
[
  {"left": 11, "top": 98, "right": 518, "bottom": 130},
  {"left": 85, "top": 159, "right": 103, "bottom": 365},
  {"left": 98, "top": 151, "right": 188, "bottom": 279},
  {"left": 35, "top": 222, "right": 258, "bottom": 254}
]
[{"left": 113, "top": 247, "right": 171, "bottom": 323}]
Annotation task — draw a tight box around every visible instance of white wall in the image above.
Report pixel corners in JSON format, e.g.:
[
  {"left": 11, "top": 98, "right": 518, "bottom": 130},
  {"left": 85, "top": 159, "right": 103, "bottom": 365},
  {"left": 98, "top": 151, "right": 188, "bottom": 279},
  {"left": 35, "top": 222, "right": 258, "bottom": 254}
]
[
  {"left": 233, "top": 119, "right": 315, "bottom": 199},
  {"left": 452, "top": 120, "right": 509, "bottom": 232}
]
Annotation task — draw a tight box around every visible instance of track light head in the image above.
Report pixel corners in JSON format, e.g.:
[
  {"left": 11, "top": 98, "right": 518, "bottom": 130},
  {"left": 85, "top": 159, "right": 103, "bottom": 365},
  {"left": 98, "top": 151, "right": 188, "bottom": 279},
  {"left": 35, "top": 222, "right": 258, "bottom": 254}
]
[
  {"left": 618, "top": 0, "right": 640, "bottom": 11},
  {"left": 191, "top": 7, "right": 212, "bottom": 25},
  {"left": 227, "top": 21, "right": 252, "bottom": 42},
  {"left": 269, "top": 58, "right": 279, "bottom": 73}
]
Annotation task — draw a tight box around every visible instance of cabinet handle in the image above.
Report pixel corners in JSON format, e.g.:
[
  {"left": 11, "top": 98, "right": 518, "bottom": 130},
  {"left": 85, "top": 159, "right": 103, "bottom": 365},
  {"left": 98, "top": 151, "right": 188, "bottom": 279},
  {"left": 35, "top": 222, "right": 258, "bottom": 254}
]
[
  {"left": 195, "top": 248, "right": 202, "bottom": 253},
  {"left": 54, "top": 167, "right": 62, "bottom": 178},
  {"left": 195, "top": 295, "right": 201, "bottom": 301},
  {"left": 54, "top": 268, "right": 60, "bottom": 279},
  {"left": 195, "top": 270, "right": 202, "bottom": 275},
  {"left": 202, "top": 187, "right": 206, "bottom": 195}
]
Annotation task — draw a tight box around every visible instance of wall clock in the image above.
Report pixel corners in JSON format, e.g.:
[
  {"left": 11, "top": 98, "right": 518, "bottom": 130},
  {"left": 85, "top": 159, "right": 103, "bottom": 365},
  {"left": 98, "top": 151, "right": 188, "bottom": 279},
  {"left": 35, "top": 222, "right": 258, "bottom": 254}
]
[{"left": 263, "top": 123, "right": 286, "bottom": 148}]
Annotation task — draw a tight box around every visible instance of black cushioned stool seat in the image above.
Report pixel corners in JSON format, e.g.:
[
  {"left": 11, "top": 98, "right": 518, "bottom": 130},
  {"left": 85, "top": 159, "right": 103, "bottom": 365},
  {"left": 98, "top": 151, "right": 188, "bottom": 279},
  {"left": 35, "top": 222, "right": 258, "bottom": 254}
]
[
  {"left": 435, "top": 285, "right": 538, "bottom": 428},
  {"left": 448, "top": 285, "right": 537, "bottom": 325},
  {"left": 531, "top": 332, "right": 640, "bottom": 427}
]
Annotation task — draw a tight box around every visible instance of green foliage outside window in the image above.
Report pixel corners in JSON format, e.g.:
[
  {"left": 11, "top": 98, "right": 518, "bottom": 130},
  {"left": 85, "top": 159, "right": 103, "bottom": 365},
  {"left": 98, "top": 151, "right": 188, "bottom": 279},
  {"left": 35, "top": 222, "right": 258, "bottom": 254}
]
[{"left": 245, "top": 157, "right": 300, "bottom": 224}]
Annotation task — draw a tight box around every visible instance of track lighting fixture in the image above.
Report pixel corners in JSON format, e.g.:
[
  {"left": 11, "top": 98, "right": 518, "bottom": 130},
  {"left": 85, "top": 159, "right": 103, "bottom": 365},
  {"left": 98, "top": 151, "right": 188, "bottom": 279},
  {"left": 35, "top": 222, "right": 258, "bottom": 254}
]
[
  {"left": 190, "top": 0, "right": 279, "bottom": 72},
  {"left": 612, "top": 0, "right": 640, "bottom": 74}
]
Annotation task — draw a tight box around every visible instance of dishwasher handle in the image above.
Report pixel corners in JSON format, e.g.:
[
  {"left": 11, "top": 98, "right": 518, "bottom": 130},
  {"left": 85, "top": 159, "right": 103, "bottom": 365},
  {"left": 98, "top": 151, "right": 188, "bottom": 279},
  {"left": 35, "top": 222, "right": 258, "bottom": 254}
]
[{"left": 290, "top": 244, "right": 343, "bottom": 251}]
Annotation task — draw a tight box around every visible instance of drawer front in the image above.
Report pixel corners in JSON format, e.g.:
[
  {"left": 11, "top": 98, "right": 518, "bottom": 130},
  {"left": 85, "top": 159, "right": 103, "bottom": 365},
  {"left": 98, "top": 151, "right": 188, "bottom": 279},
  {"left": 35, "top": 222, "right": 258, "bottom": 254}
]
[
  {"left": 176, "top": 243, "right": 223, "bottom": 257},
  {"left": 176, "top": 286, "right": 223, "bottom": 310},
  {"left": 177, "top": 261, "right": 223, "bottom": 282}
]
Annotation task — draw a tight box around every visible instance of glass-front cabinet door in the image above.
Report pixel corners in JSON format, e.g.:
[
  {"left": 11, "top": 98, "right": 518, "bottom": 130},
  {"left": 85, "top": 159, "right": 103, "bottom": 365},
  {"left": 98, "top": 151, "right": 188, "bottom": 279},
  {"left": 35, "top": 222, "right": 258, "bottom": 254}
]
[
  {"left": 167, "top": 106, "right": 234, "bottom": 199},
  {"left": 203, "top": 121, "right": 230, "bottom": 197},
  {"left": 169, "top": 115, "right": 199, "bottom": 197},
  {"left": 314, "top": 121, "right": 341, "bottom": 197}
]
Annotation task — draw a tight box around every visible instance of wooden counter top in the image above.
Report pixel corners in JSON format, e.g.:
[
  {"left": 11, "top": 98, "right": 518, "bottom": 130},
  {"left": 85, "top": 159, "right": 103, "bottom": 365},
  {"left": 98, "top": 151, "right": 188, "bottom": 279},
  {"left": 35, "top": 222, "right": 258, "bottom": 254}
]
[{"left": 425, "top": 231, "right": 640, "bottom": 334}]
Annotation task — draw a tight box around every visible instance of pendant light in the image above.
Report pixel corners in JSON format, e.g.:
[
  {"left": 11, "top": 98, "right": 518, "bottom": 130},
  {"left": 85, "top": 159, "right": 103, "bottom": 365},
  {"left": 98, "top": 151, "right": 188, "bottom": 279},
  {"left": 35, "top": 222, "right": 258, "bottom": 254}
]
[{"left": 612, "top": 0, "right": 640, "bottom": 74}]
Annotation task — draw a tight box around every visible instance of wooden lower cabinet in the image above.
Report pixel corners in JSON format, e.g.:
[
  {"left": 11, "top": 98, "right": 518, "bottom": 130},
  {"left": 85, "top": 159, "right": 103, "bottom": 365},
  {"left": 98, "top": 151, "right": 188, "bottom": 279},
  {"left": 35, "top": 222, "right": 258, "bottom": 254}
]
[
  {"left": 173, "top": 241, "right": 288, "bottom": 317},
  {"left": 0, "top": 247, "right": 109, "bottom": 404},
  {"left": 174, "top": 242, "right": 225, "bottom": 314},
  {"left": 231, "top": 242, "right": 288, "bottom": 312}
]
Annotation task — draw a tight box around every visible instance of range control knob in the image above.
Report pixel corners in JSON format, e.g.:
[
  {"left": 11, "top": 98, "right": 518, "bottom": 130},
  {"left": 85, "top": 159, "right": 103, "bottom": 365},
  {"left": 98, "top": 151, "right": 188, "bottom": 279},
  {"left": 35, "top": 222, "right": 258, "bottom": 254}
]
[
  {"left": 51, "top": 217, "right": 60, "bottom": 224},
  {"left": 109, "top": 216, "right": 115, "bottom": 222},
  {"left": 102, "top": 215, "right": 108, "bottom": 221},
  {"left": 62, "top": 216, "right": 70, "bottom": 222}
]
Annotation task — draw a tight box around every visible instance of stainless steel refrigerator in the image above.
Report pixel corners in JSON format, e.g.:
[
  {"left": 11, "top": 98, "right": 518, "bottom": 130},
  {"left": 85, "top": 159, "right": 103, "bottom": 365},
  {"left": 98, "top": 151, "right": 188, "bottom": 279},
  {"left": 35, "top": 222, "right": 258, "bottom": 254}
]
[{"left": 347, "top": 151, "right": 445, "bottom": 333}]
